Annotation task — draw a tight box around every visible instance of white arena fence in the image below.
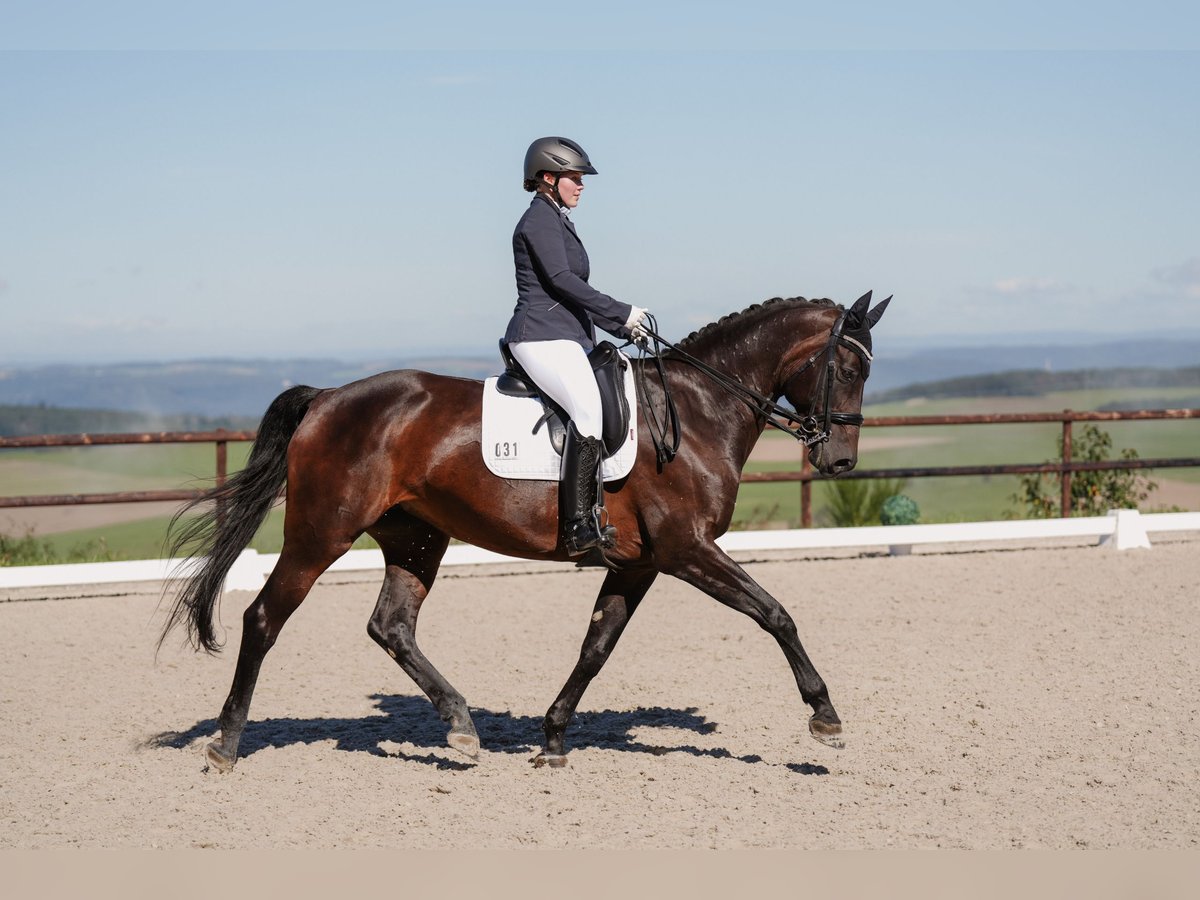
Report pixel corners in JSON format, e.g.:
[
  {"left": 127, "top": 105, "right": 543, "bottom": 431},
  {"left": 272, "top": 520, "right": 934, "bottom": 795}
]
[{"left": 1, "top": 509, "right": 1198, "bottom": 595}]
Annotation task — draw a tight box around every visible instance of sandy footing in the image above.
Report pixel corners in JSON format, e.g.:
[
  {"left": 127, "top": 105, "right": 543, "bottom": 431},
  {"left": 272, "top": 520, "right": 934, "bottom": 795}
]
[{"left": 1, "top": 537, "right": 1197, "bottom": 849}]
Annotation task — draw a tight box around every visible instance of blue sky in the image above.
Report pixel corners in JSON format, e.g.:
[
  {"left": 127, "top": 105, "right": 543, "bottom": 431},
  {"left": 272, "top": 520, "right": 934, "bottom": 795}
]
[{"left": 2, "top": 3, "right": 1198, "bottom": 364}]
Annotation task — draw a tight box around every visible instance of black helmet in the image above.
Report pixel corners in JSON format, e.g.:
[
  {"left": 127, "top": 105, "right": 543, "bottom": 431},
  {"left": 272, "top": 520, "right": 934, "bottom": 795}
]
[{"left": 523, "top": 136, "right": 598, "bottom": 184}]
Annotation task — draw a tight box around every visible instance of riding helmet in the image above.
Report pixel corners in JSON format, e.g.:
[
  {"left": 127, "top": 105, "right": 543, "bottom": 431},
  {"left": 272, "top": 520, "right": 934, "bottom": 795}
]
[{"left": 523, "top": 136, "right": 598, "bottom": 188}]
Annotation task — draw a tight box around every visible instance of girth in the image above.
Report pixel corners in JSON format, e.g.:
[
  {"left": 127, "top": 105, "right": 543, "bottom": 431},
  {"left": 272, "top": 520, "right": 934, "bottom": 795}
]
[{"left": 496, "top": 340, "right": 631, "bottom": 458}]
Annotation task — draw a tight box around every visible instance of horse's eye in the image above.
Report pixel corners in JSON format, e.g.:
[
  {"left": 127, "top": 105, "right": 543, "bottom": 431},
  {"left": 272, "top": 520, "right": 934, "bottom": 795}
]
[{"left": 837, "top": 366, "right": 858, "bottom": 384}]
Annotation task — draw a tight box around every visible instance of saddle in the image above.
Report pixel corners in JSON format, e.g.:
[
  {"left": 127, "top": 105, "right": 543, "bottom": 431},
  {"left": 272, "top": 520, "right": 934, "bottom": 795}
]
[{"left": 497, "top": 340, "right": 631, "bottom": 459}]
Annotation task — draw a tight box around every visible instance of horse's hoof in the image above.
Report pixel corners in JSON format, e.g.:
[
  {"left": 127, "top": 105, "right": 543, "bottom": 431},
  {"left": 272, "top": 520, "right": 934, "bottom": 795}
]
[
  {"left": 532, "top": 753, "right": 568, "bottom": 769},
  {"left": 204, "top": 741, "right": 236, "bottom": 773},
  {"left": 808, "top": 717, "right": 845, "bottom": 750},
  {"left": 447, "top": 729, "right": 480, "bottom": 759}
]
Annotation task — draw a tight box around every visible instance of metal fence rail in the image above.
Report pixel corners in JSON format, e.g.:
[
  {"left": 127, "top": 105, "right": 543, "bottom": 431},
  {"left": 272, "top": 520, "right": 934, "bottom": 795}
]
[
  {"left": 0, "top": 429, "right": 254, "bottom": 509},
  {"left": 2, "top": 411, "right": 1197, "bottom": 523},
  {"left": 738, "top": 408, "right": 1200, "bottom": 523}
]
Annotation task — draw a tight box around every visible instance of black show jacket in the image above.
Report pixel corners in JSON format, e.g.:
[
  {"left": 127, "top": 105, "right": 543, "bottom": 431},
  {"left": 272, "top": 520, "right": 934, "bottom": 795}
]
[{"left": 503, "top": 194, "right": 633, "bottom": 349}]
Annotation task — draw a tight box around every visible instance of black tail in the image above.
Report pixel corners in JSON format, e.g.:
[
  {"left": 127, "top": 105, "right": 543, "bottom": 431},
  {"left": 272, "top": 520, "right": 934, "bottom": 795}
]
[{"left": 160, "top": 385, "right": 322, "bottom": 654}]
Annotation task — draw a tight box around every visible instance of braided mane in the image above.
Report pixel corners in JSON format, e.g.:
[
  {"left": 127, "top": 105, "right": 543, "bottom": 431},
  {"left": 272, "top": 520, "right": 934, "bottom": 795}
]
[{"left": 675, "top": 296, "right": 839, "bottom": 350}]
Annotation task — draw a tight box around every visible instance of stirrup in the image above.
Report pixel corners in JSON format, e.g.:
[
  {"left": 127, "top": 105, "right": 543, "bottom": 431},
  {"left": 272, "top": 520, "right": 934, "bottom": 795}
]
[
  {"left": 563, "top": 507, "right": 618, "bottom": 569},
  {"left": 562, "top": 511, "right": 615, "bottom": 556}
]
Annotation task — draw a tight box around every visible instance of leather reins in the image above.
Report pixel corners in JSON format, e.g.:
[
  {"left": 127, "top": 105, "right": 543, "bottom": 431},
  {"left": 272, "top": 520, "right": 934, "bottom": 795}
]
[{"left": 630, "top": 309, "right": 869, "bottom": 465}]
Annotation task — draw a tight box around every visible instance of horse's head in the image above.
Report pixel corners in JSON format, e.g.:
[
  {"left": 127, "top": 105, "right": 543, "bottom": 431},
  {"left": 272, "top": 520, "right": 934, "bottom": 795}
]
[{"left": 782, "top": 291, "right": 890, "bottom": 476}]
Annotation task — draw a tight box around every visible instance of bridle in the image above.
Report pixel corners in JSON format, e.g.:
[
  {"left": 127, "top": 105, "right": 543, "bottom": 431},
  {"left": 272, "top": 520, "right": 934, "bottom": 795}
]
[
  {"left": 777, "top": 307, "right": 870, "bottom": 444},
  {"left": 632, "top": 309, "right": 870, "bottom": 466}
]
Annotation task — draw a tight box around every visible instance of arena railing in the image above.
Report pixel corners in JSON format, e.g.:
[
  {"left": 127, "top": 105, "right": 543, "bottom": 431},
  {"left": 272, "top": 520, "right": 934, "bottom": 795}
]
[{"left": 1, "top": 410, "right": 1198, "bottom": 526}]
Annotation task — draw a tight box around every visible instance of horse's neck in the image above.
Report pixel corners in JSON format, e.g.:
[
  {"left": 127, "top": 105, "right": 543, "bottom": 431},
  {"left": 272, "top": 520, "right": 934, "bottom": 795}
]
[
  {"left": 665, "top": 326, "right": 788, "bottom": 455},
  {"left": 666, "top": 307, "right": 833, "bottom": 461},
  {"left": 680, "top": 309, "right": 823, "bottom": 399}
]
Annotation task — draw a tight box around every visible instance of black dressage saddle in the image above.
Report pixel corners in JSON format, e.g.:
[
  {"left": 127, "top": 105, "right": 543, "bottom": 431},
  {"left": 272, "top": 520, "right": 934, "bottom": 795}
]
[{"left": 496, "top": 340, "right": 631, "bottom": 459}]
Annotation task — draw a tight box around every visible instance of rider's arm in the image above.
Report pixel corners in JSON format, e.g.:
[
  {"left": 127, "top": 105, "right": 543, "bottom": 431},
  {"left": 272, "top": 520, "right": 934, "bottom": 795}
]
[{"left": 520, "top": 201, "right": 633, "bottom": 336}]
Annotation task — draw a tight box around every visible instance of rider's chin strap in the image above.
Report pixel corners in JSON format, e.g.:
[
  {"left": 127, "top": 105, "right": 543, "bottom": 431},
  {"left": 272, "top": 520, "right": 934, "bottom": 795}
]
[{"left": 538, "top": 176, "right": 566, "bottom": 209}]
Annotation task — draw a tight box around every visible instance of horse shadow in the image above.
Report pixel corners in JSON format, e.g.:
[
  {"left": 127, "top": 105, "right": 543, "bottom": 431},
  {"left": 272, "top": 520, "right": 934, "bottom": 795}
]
[{"left": 145, "top": 694, "right": 829, "bottom": 774}]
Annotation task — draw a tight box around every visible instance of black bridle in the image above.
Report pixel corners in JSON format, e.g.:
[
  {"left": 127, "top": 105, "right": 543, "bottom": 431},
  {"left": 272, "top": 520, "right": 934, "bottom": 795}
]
[{"left": 631, "top": 309, "right": 870, "bottom": 466}]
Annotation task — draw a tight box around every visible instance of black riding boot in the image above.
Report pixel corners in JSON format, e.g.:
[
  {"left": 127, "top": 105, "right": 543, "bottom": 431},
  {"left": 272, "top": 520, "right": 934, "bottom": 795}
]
[{"left": 559, "top": 421, "right": 616, "bottom": 557}]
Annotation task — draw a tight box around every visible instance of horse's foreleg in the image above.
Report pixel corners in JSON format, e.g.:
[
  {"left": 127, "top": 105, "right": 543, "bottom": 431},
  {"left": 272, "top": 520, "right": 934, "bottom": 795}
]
[
  {"left": 207, "top": 545, "right": 342, "bottom": 772},
  {"left": 666, "top": 543, "right": 843, "bottom": 750},
  {"left": 535, "top": 568, "right": 658, "bottom": 768},
  {"left": 366, "top": 529, "right": 477, "bottom": 757}
]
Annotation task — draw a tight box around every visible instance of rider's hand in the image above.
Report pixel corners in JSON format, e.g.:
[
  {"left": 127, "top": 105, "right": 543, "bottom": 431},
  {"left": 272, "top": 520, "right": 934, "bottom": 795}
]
[{"left": 625, "top": 306, "right": 650, "bottom": 343}]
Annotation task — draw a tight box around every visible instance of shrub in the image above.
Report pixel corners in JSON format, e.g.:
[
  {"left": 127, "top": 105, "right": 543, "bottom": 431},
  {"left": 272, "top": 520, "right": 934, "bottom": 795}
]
[
  {"left": 0, "top": 531, "right": 118, "bottom": 567},
  {"left": 880, "top": 494, "right": 920, "bottom": 525},
  {"left": 823, "top": 478, "right": 908, "bottom": 527},
  {"left": 1013, "top": 424, "right": 1156, "bottom": 518},
  {"left": 0, "top": 532, "right": 58, "bottom": 566}
]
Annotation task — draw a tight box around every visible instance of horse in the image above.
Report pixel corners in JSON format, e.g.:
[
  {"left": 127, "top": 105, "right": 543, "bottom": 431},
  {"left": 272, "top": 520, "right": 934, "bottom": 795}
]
[{"left": 161, "top": 291, "right": 891, "bottom": 771}]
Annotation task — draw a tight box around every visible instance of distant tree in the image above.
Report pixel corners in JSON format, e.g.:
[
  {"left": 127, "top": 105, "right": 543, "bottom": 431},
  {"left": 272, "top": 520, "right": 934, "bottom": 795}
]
[
  {"left": 868, "top": 365, "right": 1200, "bottom": 404},
  {"left": 1013, "top": 424, "right": 1156, "bottom": 518}
]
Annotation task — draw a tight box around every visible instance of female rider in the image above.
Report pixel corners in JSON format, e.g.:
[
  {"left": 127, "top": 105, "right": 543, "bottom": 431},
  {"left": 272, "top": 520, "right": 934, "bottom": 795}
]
[{"left": 502, "top": 136, "right": 649, "bottom": 559}]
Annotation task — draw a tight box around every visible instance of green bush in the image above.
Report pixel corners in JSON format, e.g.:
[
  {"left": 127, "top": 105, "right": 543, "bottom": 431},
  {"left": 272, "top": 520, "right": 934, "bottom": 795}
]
[
  {"left": 823, "top": 478, "right": 909, "bottom": 527},
  {"left": 880, "top": 494, "right": 920, "bottom": 525},
  {"left": 1013, "top": 424, "right": 1157, "bottom": 518},
  {"left": 0, "top": 532, "right": 57, "bottom": 566},
  {"left": 0, "top": 531, "right": 118, "bottom": 567}
]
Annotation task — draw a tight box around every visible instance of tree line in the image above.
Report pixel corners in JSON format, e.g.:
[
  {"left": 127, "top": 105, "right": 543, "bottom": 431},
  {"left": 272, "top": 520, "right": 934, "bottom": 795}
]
[
  {"left": 0, "top": 404, "right": 258, "bottom": 438},
  {"left": 868, "top": 366, "right": 1200, "bottom": 404}
]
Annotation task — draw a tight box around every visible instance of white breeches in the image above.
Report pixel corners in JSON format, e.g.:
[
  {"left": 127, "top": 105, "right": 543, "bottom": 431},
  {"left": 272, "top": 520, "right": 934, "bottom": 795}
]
[{"left": 508, "top": 340, "right": 602, "bottom": 438}]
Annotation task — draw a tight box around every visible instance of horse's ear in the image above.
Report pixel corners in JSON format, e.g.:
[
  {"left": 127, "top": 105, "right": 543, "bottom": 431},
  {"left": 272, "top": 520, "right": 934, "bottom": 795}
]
[
  {"left": 865, "top": 295, "right": 892, "bottom": 330},
  {"left": 847, "top": 290, "right": 872, "bottom": 326}
]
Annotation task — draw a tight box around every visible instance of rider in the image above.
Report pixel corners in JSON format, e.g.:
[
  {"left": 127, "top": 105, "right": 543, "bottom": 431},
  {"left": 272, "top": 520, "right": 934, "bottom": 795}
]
[{"left": 502, "top": 136, "right": 650, "bottom": 559}]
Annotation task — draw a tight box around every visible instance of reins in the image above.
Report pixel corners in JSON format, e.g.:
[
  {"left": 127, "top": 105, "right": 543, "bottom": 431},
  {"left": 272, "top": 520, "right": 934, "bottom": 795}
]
[{"left": 628, "top": 310, "right": 868, "bottom": 464}]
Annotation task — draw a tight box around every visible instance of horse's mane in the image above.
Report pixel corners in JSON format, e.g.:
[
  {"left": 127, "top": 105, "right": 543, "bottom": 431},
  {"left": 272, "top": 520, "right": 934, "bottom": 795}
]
[{"left": 674, "top": 296, "right": 839, "bottom": 350}]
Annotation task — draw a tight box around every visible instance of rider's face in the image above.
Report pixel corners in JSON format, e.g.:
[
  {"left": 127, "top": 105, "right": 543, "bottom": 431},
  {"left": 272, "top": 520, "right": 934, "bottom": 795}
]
[{"left": 546, "top": 171, "right": 585, "bottom": 208}]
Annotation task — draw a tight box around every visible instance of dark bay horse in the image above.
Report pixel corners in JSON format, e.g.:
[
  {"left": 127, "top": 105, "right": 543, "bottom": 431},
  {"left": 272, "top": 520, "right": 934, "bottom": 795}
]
[{"left": 162, "top": 292, "right": 890, "bottom": 771}]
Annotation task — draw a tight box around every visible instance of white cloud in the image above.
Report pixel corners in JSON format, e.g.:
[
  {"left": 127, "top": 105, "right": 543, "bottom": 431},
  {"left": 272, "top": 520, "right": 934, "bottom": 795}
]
[
  {"left": 1151, "top": 257, "right": 1200, "bottom": 298},
  {"left": 987, "top": 276, "right": 1072, "bottom": 296}
]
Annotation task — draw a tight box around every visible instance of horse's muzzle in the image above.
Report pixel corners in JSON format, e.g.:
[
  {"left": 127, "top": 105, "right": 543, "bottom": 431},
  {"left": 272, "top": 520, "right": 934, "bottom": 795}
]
[
  {"left": 826, "top": 457, "right": 857, "bottom": 475},
  {"left": 810, "top": 442, "right": 857, "bottom": 476}
]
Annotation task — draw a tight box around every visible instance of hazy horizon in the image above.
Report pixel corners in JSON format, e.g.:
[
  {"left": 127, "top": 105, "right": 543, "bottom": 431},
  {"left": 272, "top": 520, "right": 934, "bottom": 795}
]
[{"left": 4, "top": 326, "right": 1200, "bottom": 370}]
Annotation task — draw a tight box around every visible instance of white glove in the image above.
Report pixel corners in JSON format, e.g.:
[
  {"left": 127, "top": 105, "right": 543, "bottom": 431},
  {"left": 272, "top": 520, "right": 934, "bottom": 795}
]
[{"left": 625, "top": 306, "right": 650, "bottom": 342}]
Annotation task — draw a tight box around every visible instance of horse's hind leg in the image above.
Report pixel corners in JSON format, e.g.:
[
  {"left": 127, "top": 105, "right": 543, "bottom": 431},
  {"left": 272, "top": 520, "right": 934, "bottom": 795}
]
[
  {"left": 365, "top": 519, "right": 478, "bottom": 757},
  {"left": 535, "top": 568, "right": 658, "bottom": 768},
  {"left": 207, "top": 538, "right": 350, "bottom": 772}
]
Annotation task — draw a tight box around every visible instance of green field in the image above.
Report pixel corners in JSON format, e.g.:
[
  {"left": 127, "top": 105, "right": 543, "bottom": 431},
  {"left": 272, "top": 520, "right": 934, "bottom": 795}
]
[
  {"left": 3, "top": 387, "right": 1197, "bottom": 561},
  {"left": 737, "top": 389, "right": 1198, "bottom": 528}
]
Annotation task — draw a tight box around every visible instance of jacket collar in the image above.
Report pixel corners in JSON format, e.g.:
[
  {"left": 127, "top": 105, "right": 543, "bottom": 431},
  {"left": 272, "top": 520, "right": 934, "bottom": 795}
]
[{"left": 535, "top": 193, "right": 578, "bottom": 236}]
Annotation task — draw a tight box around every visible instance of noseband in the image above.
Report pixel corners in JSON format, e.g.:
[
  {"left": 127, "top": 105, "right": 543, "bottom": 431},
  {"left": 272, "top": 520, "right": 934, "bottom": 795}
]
[{"left": 634, "top": 309, "right": 870, "bottom": 462}]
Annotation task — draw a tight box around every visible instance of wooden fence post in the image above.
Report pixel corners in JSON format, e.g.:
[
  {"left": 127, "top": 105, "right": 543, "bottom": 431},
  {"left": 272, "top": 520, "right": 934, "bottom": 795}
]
[
  {"left": 1061, "top": 413, "right": 1073, "bottom": 518},
  {"left": 801, "top": 455, "right": 812, "bottom": 528},
  {"left": 215, "top": 429, "right": 228, "bottom": 528}
]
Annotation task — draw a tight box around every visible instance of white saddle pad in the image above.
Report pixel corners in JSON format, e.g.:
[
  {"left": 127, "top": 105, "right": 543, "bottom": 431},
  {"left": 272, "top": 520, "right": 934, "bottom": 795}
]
[{"left": 481, "top": 363, "right": 638, "bottom": 482}]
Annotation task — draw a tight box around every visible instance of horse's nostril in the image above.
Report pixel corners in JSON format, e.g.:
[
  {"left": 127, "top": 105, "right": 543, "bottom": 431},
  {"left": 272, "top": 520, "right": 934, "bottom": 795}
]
[{"left": 832, "top": 458, "right": 855, "bottom": 473}]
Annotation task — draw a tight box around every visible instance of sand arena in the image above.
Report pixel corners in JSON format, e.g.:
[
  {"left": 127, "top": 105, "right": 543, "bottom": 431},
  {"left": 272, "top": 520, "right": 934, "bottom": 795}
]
[{"left": 1, "top": 537, "right": 1197, "bottom": 849}]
